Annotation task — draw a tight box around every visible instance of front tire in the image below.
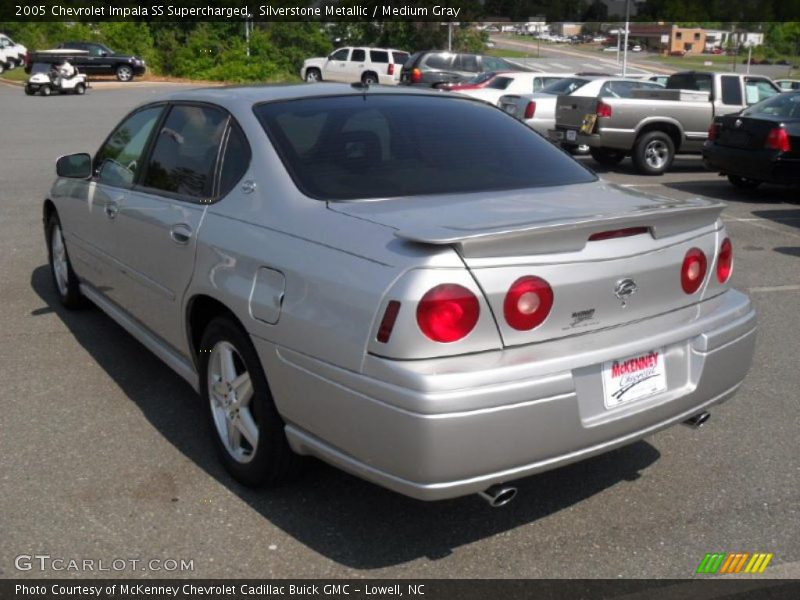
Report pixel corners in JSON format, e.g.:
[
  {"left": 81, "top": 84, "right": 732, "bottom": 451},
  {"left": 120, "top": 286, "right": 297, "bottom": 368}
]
[
  {"left": 116, "top": 65, "right": 134, "bottom": 82},
  {"left": 40, "top": 84, "right": 51, "bottom": 96},
  {"left": 589, "top": 147, "right": 626, "bottom": 166},
  {"left": 199, "top": 316, "right": 300, "bottom": 487},
  {"left": 74, "top": 82, "right": 86, "bottom": 95},
  {"left": 304, "top": 68, "right": 321, "bottom": 82},
  {"left": 727, "top": 174, "right": 761, "bottom": 189},
  {"left": 632, "top": 131, "right": 675, "bottom": 175},
  {"left": 47, "top": 213, "right": 85, "bottom": 309},
  {"left": 24, "top": 84, "right": 34, "bottom": 96}
]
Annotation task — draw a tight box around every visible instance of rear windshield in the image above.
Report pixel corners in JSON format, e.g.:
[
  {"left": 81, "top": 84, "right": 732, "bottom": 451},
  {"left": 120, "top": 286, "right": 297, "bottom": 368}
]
[
  {"left": 540, "top": 77, "right": 589, "bottom": 95},
  {"left": 742, "top": 92, "right": 800, "bottom": 118},
  {"left": 667, "top": 73, "right": 712, "bottom": 92},
  {"left": 391, "top": 51, "right": 409, "bottom": 64},
  {"left": 486, "top": 76, "right": 514, "bottom": 90},
  {"left": 254, "top": 94, "right": 596, "bottom": 201},
  {"left": 465, "top": 71, "right": 498, "bottom": 85}
]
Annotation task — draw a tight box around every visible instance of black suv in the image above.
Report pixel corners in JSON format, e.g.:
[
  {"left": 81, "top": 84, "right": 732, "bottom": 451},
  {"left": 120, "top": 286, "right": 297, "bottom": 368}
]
[
  {"left": 400, "top": 51, "right": 524, "bottom": 87},
  {"left": 30, "top": 42, "right": 146, "bottom": 81}
]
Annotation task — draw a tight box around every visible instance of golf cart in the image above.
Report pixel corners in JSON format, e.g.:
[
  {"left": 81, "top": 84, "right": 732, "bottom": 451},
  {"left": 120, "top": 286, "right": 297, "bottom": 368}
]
[{"left": 24, "top": 50, "right": 89, "bottom": 96}]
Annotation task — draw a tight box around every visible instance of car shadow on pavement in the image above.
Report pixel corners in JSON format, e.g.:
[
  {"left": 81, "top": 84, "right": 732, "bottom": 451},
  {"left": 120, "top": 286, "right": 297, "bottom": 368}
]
[{"left": 31, "top": 264, "right": 662, "bottom": 570}]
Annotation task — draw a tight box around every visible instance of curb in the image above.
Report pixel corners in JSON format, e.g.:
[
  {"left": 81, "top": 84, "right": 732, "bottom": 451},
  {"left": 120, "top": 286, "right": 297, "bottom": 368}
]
[{"left": 0, "top": 77, "right": 24, "bottom": 87}]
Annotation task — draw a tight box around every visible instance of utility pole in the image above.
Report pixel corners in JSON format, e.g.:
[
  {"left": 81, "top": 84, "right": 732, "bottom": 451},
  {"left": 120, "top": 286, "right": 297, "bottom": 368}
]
[{"left": 622, "top": 0, "right": 631, "bottom": 76}]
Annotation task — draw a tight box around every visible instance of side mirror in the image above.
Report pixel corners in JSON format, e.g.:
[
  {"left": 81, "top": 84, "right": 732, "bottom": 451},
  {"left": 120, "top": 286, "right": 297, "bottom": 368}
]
[
  {"left": 100, "top": 51, "right": 108, "bottom": 57},
  {"left": 56, "top": 153, "right": 92, "bottom": 179}
]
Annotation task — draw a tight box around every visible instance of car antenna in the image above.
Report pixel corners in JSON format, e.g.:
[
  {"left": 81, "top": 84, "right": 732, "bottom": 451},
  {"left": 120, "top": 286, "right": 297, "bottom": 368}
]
[{"left": 351, "top": 81, "right": 369, "bottom": 99}]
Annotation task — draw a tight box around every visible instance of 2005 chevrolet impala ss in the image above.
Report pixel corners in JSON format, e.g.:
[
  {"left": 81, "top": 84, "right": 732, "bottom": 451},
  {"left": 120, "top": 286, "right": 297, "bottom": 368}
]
[{"left": 45, "top": 84, "right": 756, "bottom": 506}]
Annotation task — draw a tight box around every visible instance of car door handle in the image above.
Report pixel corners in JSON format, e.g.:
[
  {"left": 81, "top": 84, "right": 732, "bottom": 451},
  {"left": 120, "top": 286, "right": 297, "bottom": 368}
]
[
  {"left": 169, "top": 223, "right": 193, "bottom": 245},
  {"left": 104, "top": 201, "right": 119, "bottom": 219}
]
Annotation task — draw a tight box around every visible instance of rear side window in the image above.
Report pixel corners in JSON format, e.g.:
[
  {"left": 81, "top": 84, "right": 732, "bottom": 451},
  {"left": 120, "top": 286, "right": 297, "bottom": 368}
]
[
  {"left": 142, "top": 104, "right": 227, "bottom": 199},
  {"left": 482, "top": 56, "right": 510, "bottom": 71},
  {"left": 218, "top": 122, "right": 252, "bottom": 197},
  {"left": 254, "top": 95, "right": 596, "bottom": 201},
  {"left": 391, "top": 51, "right": 409, "bottom": 65},
  {"left": 455, "top": 54, "right": 479, "bottom": 72},
  {"left": 721, "top": 76, "right": 743, "bottom": 105},
  {"left": 370, "top": 50, "right": 389, "bottom": 63},
  {"left": 351, "top": 49, "right": 366, "bottom": 62},
  {"left": 95, "top": 106, "right": 163, "bottom": 189},
  {"left": 423, "top": 53, "right": 453, "bottom": 70}
]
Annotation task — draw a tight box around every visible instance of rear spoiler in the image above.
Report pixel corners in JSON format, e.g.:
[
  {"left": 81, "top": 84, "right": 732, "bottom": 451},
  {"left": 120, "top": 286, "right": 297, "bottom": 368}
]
[{"left": 395, "top": 200, "right": 726, "bottom": 258}]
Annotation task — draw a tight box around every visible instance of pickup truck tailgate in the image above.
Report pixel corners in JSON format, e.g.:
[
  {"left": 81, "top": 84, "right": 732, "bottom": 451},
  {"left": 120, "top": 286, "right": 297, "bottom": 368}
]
[{"left": 556, "top": 95, "right": 599, "bottom": 131}]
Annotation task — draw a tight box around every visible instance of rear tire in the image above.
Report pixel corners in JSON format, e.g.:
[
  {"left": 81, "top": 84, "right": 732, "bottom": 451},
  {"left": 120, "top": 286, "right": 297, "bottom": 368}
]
[
  {"left": 199, "top": 316, "right": 301, "bottom": 488},
  {"left": 361, "top": 71, "right": 378, "bottom": 85},
  {"left": 75, "top": 83, "right": 86, "bottom": 95},
  {"left": 727, "top": 175, "right": 761, "bottom": 189},
  {"left": 589, "top": 147, "right": 626, "bottom": 166},
  {"left": 632, "top": 131, "right": 675, "bottom": 175},
  {"left": 47, "top": 213, "right": 86, "bottom": 309}
]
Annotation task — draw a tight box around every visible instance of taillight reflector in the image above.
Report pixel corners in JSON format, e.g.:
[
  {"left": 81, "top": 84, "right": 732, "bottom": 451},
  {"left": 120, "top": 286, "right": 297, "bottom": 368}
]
[
  {"left": 503, "top": 276, "right": 554, "bottom": 331},
  {"left": 411, "top": 68, "right": 422, "bottom": 83},
  {"left": 717, "top": 238, "right": 733, "bottom": 283},
  {"left": 765, "top": 127, "right": 790, "bottom": 152},
  {"left": 377, "top": 300, "right": 401, "bottom": 343},
  {"left": 588, "top": 226, "right": 649, "bottom": 241},
  {"left": 524, "top": 101, "right": 536, "bottom": 119},
  {"left": 416, "top": 284, "right": 479, "bottom": 343},
  {"left": 708, "top": 122, "right": 718, "bottom": 141},
  {"left": 681, "top": 248, "right": 707, "bottom": 294},
  {"left": 596, "top": 101, "right": 612, "bottom": 118}
]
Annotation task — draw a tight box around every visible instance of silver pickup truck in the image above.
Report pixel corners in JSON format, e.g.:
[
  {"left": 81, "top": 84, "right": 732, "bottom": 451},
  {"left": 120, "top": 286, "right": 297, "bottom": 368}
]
[{"left": 552, "top": 71, "right": 782, "bottom": 174}]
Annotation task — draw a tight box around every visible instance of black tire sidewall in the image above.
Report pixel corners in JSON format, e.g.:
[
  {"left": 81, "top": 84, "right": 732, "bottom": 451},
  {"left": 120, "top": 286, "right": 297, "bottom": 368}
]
[
  {"left": 589, "top": 147, "right": 626, "bottom": 166},
  {"left": 633, "top": 131, "right": 674, "bottom": 175},
  {"left": 305, "top": 68, "right": 321, "bottom": 82},
  {"left": 199, "top": 317, "right": 298, "bottom": 488}
]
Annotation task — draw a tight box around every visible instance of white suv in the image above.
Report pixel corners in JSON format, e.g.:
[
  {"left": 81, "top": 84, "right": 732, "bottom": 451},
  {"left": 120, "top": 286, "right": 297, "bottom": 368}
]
[
  {"left": 0, "top": 33, "right": 27, "bottom": 67},
  {"left": 301, "top": 47, "right": 410, "bottom": 85}
]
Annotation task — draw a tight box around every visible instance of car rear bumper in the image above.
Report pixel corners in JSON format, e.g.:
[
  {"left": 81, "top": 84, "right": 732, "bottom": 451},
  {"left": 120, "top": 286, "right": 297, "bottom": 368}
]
[
  {"left": 257, "top": 289, "right": 756, "bottom": 501},
  {"left": 703, "top": 145, "right": 800, "bottom": 185}
]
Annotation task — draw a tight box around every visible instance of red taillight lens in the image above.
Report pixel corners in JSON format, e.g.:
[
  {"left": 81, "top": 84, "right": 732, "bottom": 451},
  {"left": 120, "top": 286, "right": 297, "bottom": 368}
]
[
  {"left": 681, "top": 248, "right": 707, "bottom": 294},
  {"left": 524, "top": 101, "right": 536, "bottom": 119},
  {"left": 717, "top": 238, "right": 733, "bottom": 283},
  {"left": 388, "top": 63, "right": 394, "bottom": 76},
  {"left": 411, "top": 68, "right": 422, "bottom": 83},
  {"left": 416, "top": 284, "right": 479, "bottom": 343},
  {"left": 708, "top": 122, "right": 718, "bottom": 141},
  {"left": 504, "top": 276, "right": 554, "bottom": 331},
  {"left": 596, "top": 101, "right": 612, "bottom": 118},
  {"left": 765, "top": 127, "right": 791, "bottom": 152},
  {"left": 376, "top": 300, "right": 401, "bottom": 343}
]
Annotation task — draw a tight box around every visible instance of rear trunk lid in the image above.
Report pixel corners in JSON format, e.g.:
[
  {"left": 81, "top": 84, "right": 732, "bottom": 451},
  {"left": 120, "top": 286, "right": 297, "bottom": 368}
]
[
  {"left": 716, "top": 114, "right": 800, "bottom": 150},
  {"left": 329, "top": 182, "right": 727, "bottom": 348}
]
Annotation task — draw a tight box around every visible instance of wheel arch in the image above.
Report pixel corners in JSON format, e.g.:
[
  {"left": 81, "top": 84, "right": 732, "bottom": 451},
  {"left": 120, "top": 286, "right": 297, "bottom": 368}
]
[
  {"left": 185, "top": 294, "right": 248, "bottom": 367},
  {"left": 634, "top": 119, "right": 683, "bottom": 152}
]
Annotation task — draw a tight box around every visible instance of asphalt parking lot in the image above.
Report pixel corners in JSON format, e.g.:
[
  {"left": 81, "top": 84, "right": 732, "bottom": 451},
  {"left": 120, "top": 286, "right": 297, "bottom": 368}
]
[{"left": 1, "top": 81, "right": 798, "bottom": 579}]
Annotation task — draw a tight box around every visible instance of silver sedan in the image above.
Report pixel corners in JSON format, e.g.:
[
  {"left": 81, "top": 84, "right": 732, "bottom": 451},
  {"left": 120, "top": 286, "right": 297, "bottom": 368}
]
[{"left": 45, "top": 84, "right": 756, "bottom": 506}]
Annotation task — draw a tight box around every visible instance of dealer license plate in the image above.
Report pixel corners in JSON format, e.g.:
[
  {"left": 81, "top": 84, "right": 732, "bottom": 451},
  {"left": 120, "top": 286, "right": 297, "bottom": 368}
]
[{"left": 601, "top": 348, "right": 667, "bottom": 409}]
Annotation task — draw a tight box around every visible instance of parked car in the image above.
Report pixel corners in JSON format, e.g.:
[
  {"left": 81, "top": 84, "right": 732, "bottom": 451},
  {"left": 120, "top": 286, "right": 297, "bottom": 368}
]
[
  {"left": 0, "top": 45, "right": 12, "bottom": 74},
  {"left": 27, "top": 42, "right": 146, "bottom": 81},
  {"left": 400, "top": 51, "right": 525, "bottom": 87},
  {"left": 775, "top": 79, "right": 800, "bottom": 92},
  {"left": 499, "top": 75, "right": 600, "bottom": 132},
  {"left": 552, "top": 71, "right": 782, "bottom": 174},
  {"left": 301, "top": 47, "right": 409, "bottom": 85},
  {"left": 45, "top": 84, "right": 756, "bottom": 504},
  {"left": 455, "top": 71, "right": 574, "bottom": 106},
  {"left": 0, "top": 33, "right": 26, "bottom": 67},
  {"left": 631, "top": 45, "right": 642, "bottom": 52},
  {"left": 442, "top": 71, "right": 502, "bottom": 91},
  {"left": 703, "top": 90, "right": 800, "bottom": 189}
]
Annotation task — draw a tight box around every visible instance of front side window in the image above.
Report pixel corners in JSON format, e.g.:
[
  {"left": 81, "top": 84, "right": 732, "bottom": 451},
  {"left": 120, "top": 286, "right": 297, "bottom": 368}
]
[
  {"left": 141, "top": 104, "right": 227, "bottom": 199},
  {"left": 95, "top": 106, "right": 163, "bottom": 189},
  {"left": 254, "top": 95, "right": 596, "bottom": 201},
  {"left": 720, "top": 75, "right": 743, "bottom": 105},
  {"left": 330, "top": 48, "right": 349, "bottom": 61}
]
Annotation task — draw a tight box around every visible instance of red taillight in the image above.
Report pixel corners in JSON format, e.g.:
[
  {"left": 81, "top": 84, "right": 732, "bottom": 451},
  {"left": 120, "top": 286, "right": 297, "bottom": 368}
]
[
  {"left": 765, "top": 127, "right": 791, "bottom": 152},
  {"left": 596, "top": 101, "right": 612, "bottom": 118},
  {"left": 388, "top": 63, "right": 395, "bottom": 76},
  {"left": 681, "top": 248, "right": 707, "bottom": 294},
  {"left": 411, "top": 68, "right": 422, "bottom": 83},
  {"left": 503, "top": 276, "right": 554, "bottom": 331},
  {"left": 524, "top": 101, "right": 536, "bottom": 119},
  {"left": 588, "top": 226, "right": 649, "bottom": 241},
  {"left": 717, "top": 238, "right": 733, "bottom": 283},
  {"left": 377, "top": 300, "right": 401, "bottom": 343},
  {"left": 708, "top": 122, "right": 718, "bottom": 141},
  {"left": 416, "top": 284, "right": 479, "bottom": 343}
]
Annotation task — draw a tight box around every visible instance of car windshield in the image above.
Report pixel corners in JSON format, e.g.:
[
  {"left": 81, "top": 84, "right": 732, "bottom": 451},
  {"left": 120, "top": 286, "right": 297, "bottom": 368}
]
[
  {"left": 31, "top": 63, "right": 53, "bottom": 74},
  {"left": 539, "top": 77, "right": 589, "bottom": 95},
  {"left": 742, "top": 92, "right": 800, "bottom": 118},
  {"left": 254, "top": 94, "right": 596, "bottom": 201}
]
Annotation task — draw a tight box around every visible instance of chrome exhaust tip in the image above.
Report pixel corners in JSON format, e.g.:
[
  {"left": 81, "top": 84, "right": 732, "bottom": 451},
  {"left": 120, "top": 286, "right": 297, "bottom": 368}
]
[
  {"left": 478, "top": 484, "right": 518, "bottom": 508},
  {"left": 683, "top": 411, "right": 711, "bottom": 429}
]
